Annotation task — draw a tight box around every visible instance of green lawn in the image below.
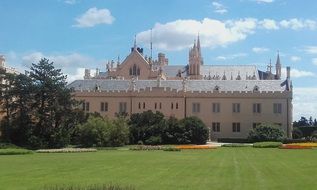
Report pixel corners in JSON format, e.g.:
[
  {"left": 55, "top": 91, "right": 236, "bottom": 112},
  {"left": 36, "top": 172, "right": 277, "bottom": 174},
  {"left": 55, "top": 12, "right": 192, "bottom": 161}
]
[{"left": 0, "top": 148, "right": 316, "bottom": 190}]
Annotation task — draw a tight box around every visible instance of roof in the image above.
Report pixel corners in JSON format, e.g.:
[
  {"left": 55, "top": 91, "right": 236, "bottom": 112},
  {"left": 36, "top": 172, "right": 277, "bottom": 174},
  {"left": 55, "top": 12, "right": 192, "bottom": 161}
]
[
  {"left": 68, "top": 79, "right": 288, "bottom": 92},
  {"left": 161, "top": 65, "right": 259, "bottom": 80}
]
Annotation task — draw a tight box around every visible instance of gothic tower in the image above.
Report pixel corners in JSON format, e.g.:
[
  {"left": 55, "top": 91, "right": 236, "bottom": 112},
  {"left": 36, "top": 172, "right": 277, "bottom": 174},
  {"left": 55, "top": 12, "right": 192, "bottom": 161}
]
[
  {"left": 188, "top": 38, "right": 202, "bottom": 79},
  {"left": 275, "top": 51, "right": 282, "bottom": 80}
]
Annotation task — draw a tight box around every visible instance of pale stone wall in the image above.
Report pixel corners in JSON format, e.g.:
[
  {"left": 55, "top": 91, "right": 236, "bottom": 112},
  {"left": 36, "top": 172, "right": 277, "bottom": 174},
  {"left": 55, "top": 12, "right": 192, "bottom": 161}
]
[{"left": 73, "top": 88, "right": 292, "bottom": 139}]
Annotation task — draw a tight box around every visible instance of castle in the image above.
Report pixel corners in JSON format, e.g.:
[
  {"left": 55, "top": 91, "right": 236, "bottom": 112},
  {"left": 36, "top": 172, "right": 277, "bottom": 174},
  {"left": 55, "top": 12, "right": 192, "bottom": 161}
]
[{"left": 68, "top": 36, "right": 293, "bottom": 140}]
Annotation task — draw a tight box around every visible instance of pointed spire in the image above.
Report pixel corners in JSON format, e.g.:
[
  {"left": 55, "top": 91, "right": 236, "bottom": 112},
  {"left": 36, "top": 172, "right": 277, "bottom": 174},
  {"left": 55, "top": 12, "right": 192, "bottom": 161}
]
[
  {"left": 276, "top": 50, "right": 281, "bottom": 66},
  {"left": 197, "top": 33, "right": 201, "bottom": 52},
  {"left": 134, "top": 35, "right": 137, "bottom": 50}
]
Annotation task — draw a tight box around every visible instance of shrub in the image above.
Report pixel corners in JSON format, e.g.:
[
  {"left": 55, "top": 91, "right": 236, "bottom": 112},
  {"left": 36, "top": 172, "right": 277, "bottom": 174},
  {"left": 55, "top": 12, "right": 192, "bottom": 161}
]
[
  {"left": 221, "top": 143, "right": 252, "bottom": 147},
  {"left": 144, "top": 136, "right": 162, "bottom": 145},
  {"left": 0, "top": 142, "right": 20, "bottom": 149},
  {"left": 108, "top": 116, "right": 129, "bottom": 147},
  {"left": 217, "top": 138, "right": 252, "bottom": 143},
  {"left": 0, "top": 148, "right": 33, "bottom": 155},
  {"left": 129, "top": 145, "right": 162, "bottom": 151},
  {"left": 253, "top": 141, "right": 282, "bottom": 148},
  {"left": 77, "top": 116, "right": 129, "bottom": 147},
  {"left": 248, "top": 123, "right": 285, "bottom": 142},
  {"left": 179, "top": 117, "right": 209, "bottom": 145},
  {"left": 163, "top": 147, "right": 181, "bottom": 151}
]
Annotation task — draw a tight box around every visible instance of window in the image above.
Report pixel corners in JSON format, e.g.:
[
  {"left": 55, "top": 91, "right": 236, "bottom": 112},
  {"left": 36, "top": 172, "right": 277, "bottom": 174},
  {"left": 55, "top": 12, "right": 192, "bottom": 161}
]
[
  {"left": 192, "top": 103, "right": 200, "bottom": 113},
  {"left": 119, "top": 102, "right": 127, "bottom": 113},
  {"left": 155, "top": 103, "right": 157, "bottom": 109},
  {"left": 143, "top": 102, "right": 145, "bottom": 109},
  {"left": 100, "top": 102, "right": 108, "bottom": 112},
  {"left": 129, "top": 64, "right": 140, "bottom": 76},
  {"left": 212, "top": 103, "right": 220, "bottom": 113},
  {"left": 171, "top": 103, "right": 174, "bottom": 110},
  {"left": 253, "top": 122, "right": 261, "bottom": 129},
  {"left": 176, "top": 103, "right": 179, "bottom": 109},
  {"left": 273, "top": 103, "right": 282, "bottom": 114},
  {"left": 232, "top": 123, "right": 241, "bottom": 132},
  {"left": 83, "top": 102, "right": 90, "bottom": 111},
  {"left": 138, "top": 102, "right": 141, "bottom": 109},
  {"left": 253, "top": 103, "right": 261, "bottom": 113},
  {"left": 232, "top": 103, "right": 240, "bottom": 113},
  {"left": 159, "top": 102, "right": 162, "bottom": 109},
  {"left": 212, "top": 122, "right": 220, "bottom": 132}
]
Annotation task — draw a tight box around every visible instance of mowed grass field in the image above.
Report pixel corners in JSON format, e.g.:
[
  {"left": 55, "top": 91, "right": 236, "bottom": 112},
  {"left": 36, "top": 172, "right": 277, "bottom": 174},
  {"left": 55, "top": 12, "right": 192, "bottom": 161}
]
[{"left": 0, "top": 148, "right": 316, "bottom": 190}]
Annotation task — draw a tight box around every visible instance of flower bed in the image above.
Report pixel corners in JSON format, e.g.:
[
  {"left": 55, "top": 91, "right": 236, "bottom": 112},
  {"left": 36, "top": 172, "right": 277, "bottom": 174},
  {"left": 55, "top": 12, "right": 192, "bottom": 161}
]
[
  {"left": 279, "top": 144, "right": 312, "bottom": 149},
  {"left": 286, "top": 143, "right": 317, "bottom": 148},
  {"left": 175, "top": 145, "right": 216, "bottom": 149},
  {"left": 36, "top": 148, "right": 97, "bottom": 153}
]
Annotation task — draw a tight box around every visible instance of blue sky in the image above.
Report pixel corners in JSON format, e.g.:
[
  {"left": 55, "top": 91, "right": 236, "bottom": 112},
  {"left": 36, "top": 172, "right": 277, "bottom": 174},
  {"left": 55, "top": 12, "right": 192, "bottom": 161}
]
[{"left": 0, "top": 0, "right": 317, "bottom": 120}]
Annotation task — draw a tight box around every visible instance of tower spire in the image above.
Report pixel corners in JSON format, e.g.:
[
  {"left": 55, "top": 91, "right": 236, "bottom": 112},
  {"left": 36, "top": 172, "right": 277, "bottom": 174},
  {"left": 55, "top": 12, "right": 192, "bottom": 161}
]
[
  {"left": 150, "top": 28, "right": 153, "bottom": 60},
  {"left": 134, "top": 35, "right": 137, "bottom": 50},
  {"left": 275, "top": 50, "right": 282, "bottom": 79}
]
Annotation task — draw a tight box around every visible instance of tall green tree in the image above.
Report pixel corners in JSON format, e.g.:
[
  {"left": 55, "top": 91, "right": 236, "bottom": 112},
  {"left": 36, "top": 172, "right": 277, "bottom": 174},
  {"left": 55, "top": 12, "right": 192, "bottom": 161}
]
[{"left": 29, "top": 58, "right": 75, "bottom": 148}]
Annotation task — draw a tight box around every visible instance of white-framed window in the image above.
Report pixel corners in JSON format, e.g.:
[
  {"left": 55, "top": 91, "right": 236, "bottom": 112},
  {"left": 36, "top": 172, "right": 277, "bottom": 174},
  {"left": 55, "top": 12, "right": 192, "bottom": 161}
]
[
  {"left": 83, "top": 101, "right": 90, "bottom": 111},
  {"left": 273, "top": 103, "right": 282, "bottom": 114},
  {"left": 212, "top": 103, "right": 220, "bottom": 113},
  {"left": 100, "top": 102, "right": 108, "bottom": 112},
  {"left": 212, "top": 122, "right": 220, "bottom": 132},
  {"left": 232, "top": 122, "right": 241, "bottom": 132},
  {"left": 232, "top": 103, "right": 240, "bottom": 113},
  {"left": 192, "top": 103, "right": 200, "bottom": 113},
  {"left": 119, "top": 102, "right": 127, "bottom": 113},
  {"left": 253, "top": 103, "right": 261, "bottom": 113}
]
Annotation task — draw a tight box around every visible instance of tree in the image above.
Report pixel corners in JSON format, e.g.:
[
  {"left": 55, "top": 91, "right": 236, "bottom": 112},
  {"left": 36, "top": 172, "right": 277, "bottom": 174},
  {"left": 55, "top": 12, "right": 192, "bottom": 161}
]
[
  {"left": 28, "top": 58, "right": 75, "bottom": 148},
  {"left": 179, "top": 116, "right": 209, "bottom": 144},
  {"left": 129, "top": 110, "right": 165, "bottom": 144},
  {"left": 248, "top": 123, "right": 285, "bottom": 142},
  {"left": 77, "top": 115, "right": 129, "bottom": 147},
  {"left": 108, "top": 116, "right": 129, "bottom": 147},
  {"left": 77, "top": 116, "right": 112, "bottom": 147},
  {"left": 0, "top": 58, "right": 78, "bottom": 148}
]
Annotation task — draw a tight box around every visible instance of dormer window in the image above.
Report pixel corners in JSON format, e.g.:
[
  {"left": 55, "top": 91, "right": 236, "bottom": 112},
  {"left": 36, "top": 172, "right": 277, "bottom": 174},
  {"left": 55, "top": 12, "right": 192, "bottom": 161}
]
[
  {"left": 214, "top": 85, "right": 220, "bottom": 91},
  {"left": 253, "top": 85, "right": 259, "bottom": 92}
]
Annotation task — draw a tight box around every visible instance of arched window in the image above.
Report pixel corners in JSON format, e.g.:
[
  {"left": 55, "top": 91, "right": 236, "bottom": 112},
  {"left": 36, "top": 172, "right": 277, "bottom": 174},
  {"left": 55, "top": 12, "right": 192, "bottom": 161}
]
[
  {"left": 129, "top": 64, "right": 141, "bottom": 76},
  {"left": 133, "top": 64, "right": 137, "bottom": 75}
]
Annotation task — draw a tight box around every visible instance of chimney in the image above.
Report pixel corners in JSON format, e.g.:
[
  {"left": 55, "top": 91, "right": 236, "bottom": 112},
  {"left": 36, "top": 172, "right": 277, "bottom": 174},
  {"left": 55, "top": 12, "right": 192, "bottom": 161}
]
[
  {"left": 84, "top": 69, "right": 91, "bottom": 79},
  {"left": 286, "top": 67, "right": 290, "bottom": 79}
]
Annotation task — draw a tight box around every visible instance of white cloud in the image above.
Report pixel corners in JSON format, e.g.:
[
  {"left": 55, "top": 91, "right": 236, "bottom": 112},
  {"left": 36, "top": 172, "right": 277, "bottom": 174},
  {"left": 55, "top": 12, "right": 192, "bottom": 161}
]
[
  {"left": 20, "top": 52, "right": 101, "bottom": 82},
  {"left": 212, "top": 2, "right": 227, "bottom": 14},
  {"left": 73, "top": 7, "right": 115, "bottom": 28},
  {"left": 138, "top": 18, "right": 257, "bottom": 51},
  {"left": 138, "top": 18, "right": 317, "bottom": 51},
  {"left": 252, "top": 47, "right": 269, "bottom": 53},
  {"left": 303, "top": 46, "right": 317, "bottom": 54},
  {"left": 280, "top": 19, "right": 317, "bottom": 30},
  {"left": 293, "top": 88, "right": 317, "bottom": 120},
  {"left": 259, "top": 19, "right": 279, "bottom": 30},
  {"left": 281, "top": 67, "right": 315, "bottom": 78},
  {"left": 290, "top": 56, "right": 301, "bottom": 62},
  {"left": 312, "top": 58, "right": 317, "bottom": 65},
  {"left": 255, "top": 0, "right": 274, "bottom": 3}
]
